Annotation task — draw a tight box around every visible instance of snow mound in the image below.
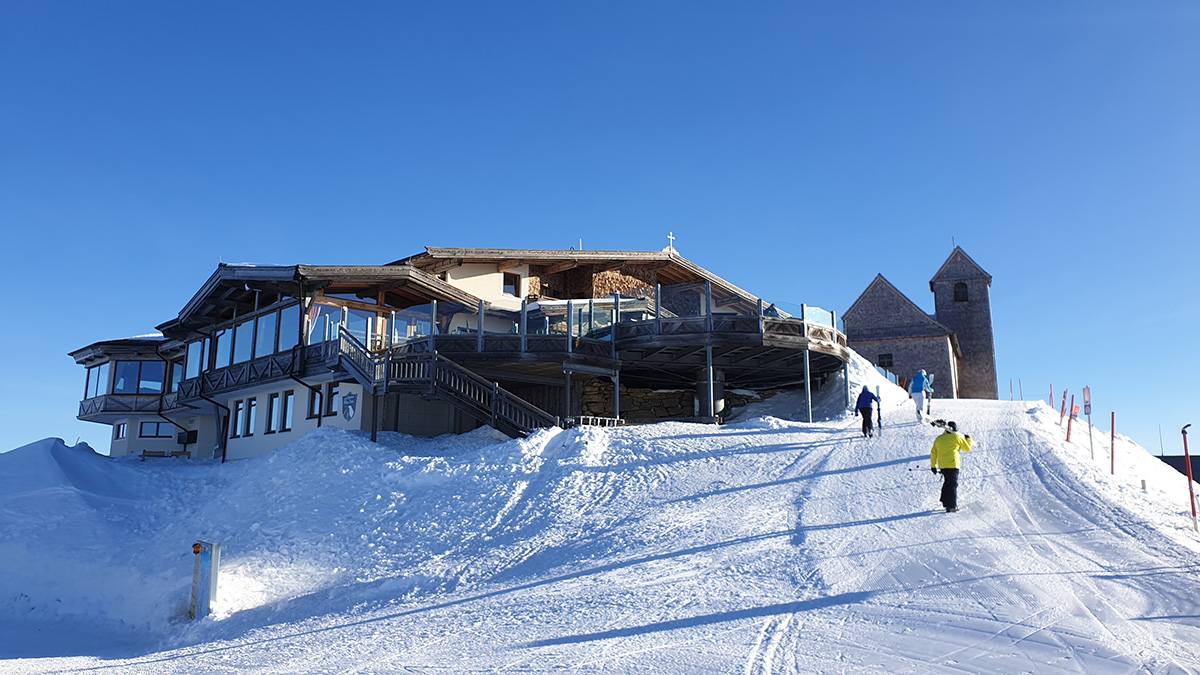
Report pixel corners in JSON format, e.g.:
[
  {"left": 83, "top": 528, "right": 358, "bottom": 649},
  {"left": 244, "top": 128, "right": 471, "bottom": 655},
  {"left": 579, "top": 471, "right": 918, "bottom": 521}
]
[{"left": 4, "top": 395, "right": 1200, "bottom": 672}]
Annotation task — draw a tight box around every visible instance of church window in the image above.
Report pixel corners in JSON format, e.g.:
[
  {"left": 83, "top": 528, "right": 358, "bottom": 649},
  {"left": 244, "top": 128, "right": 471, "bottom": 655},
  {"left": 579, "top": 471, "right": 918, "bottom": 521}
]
[
  {"left": 954, "top": 283, "right": 968, "bottom": 303},
  {"left": 878, "top": 354, "right": 893, "bottom": 368}
]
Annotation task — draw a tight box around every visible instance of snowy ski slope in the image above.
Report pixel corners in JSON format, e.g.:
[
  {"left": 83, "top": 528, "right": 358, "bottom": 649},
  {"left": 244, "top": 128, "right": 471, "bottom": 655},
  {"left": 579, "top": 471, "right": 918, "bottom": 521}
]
[{"left": 3, "top": 361, "right": 1200, "bottom": 673}]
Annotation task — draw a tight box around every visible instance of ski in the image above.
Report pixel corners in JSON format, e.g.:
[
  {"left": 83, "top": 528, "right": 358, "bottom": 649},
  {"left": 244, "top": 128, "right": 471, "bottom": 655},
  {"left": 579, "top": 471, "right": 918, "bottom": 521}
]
[{"left": 875, "top": 385, "right": 882, "bottom": 438}]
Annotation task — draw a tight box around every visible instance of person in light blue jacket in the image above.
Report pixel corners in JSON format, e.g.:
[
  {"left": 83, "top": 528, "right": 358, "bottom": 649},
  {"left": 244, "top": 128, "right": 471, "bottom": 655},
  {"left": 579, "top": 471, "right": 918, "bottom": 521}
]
[{"left": 910, "top": 370, "right": 933, "bottom": 421}]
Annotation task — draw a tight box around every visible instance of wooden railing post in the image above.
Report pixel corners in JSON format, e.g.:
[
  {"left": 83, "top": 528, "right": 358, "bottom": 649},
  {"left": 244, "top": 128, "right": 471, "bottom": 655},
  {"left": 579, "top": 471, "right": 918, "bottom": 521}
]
[
  {"left": 655, "top": 284, "right": 662, "bottom": 335},
  {"left": 429, "top": 300, "right": 437, "bottom": 354},
  {"left": 477, "top": 300, "right": 485, "bottom": 352},
  {"left": 520, "top": 298, "right": 528, "bottom": 353},
  {"left": 566, "top": 300, "right": 574, "bottom": 353}
]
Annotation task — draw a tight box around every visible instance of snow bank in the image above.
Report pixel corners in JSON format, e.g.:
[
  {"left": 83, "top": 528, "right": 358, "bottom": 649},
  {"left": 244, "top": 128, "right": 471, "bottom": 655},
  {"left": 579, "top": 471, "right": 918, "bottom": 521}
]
[{"left": 4, "top": 384, "right": 1200, "bottom": 672}]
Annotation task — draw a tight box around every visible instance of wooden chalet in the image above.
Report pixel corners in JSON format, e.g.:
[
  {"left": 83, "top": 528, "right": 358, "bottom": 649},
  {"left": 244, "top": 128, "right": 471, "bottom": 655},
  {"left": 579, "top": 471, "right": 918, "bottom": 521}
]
[{"left": 70, "top": 247, "right": 851, "bottom": 461}]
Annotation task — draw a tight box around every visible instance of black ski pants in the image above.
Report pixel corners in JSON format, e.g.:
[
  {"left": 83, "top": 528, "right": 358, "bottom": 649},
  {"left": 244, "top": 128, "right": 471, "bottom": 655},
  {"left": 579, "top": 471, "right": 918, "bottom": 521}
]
[
  {"left": 939, "top": 468, "right": 960, "bottom": 510},
  {"left": 858, "top": 407, "right": 874, "bottom": 436}
]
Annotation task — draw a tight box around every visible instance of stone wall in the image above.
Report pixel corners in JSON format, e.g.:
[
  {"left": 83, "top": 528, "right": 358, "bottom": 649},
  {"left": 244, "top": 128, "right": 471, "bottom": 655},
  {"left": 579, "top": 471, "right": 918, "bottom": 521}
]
[{"left": 580, "top": 379, "right": 779, "bottom": 420}]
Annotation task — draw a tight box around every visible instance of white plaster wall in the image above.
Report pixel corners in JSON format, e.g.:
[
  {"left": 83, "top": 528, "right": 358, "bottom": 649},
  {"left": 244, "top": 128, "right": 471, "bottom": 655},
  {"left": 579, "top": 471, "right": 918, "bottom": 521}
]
[
  {"left": 444, "top": 263, "right": 529, "bottom": 308},
  {"left": 107, "top": 417, "right": 187, "bottom": 458},
  {"left": 222, "top": 381, "right": 374, "bottom": 461}
]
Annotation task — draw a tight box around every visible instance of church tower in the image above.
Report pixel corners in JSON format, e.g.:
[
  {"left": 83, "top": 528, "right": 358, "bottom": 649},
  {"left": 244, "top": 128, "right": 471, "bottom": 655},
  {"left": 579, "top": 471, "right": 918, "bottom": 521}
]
[{"left": 929, "top": 247, "right": 998, "bottom": 399}]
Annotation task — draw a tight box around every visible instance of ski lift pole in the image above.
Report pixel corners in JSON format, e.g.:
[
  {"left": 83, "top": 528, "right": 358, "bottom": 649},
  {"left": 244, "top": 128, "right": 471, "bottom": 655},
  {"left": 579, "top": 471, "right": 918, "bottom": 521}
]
[{"left": 1183, "top": 425, "right": 1197, "bottom": 533}]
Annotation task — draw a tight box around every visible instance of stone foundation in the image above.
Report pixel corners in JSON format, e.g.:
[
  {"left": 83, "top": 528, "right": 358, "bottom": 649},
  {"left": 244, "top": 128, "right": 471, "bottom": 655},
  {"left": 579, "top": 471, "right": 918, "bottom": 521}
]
[{"left": 580, "top": 380, "right": 780, "bottom": 421}]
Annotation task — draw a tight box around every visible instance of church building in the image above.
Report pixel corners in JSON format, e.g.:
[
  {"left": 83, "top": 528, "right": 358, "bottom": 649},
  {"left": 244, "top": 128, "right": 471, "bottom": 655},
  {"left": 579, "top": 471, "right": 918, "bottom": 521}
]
[{"left": 842, "top": 247, "right": 998, "bottom": 400}]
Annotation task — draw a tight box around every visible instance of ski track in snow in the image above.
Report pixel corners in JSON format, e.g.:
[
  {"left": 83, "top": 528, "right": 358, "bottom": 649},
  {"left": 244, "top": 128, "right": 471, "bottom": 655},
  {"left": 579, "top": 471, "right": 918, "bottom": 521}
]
[{"left": 4, "top": 357, "right": 1200, "bottom": 673}]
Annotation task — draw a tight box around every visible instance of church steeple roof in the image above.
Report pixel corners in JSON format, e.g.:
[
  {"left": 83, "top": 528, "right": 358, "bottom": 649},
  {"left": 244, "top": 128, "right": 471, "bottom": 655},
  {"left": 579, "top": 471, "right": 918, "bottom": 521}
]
[{"left": 929, "top": 246, "right": 991, "bottom": 291}]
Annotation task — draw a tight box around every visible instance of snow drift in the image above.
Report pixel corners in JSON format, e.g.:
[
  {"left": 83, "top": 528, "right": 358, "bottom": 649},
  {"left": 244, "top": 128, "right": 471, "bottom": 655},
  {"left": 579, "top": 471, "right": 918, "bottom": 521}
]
[{"left": 4, "top": 354, "right": 1200, "bottom": 673}]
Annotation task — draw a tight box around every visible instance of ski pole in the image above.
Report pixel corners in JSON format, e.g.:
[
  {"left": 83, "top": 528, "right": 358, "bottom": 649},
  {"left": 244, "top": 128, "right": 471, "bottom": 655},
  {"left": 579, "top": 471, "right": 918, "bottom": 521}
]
[{"left": 1183, "top": 425, "right": 1197, "bottom": 533}]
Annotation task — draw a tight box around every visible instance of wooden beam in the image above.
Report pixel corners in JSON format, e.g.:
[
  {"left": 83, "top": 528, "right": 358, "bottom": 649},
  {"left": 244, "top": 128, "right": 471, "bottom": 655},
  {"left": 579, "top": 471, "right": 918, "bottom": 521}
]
[
  {"left": 425, "top": 258, "right": 463, "bottom": 275},
  {"left": 539, "top": 260, "right": 579, "bottom": 276},
  {"left": 496, "top": 260, "right": 523, "bottom": 273}
]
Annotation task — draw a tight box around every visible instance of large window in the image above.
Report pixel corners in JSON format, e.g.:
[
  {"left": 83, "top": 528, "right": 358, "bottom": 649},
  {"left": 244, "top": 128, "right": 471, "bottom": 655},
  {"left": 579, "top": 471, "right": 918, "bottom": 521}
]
[
  {"left": 139, "top": 422, "right": 174, "bottom": 438},
  {"left": 169, "top": 360, "right": 185, "bottom": 393},
  {"left": 213, "top": 328, "right": 232, "bottom": 369},
  {"left": 278, "top": 304, "right": 301, "bottom": 352},
  {"left": 112, "top": 361, "right": 164, "bottom": 395},
  {"left": 255, "top": 311, "right": 277, "bottom": 359},
  {"left": 185, "top": 340, "right": 204, "bottom": 378},
  {"left": 138, "top": 361, "right": 165, "bottom": 394},
  {"left": 86, "top": 363, "right": 110, "bottom": 398},
  {"left": 308, "top": 304, "right": 341, "bottom": 343},
  {"left": 346, "top": 309, "right": 374, "bottom": 346},
  {"left": 233, "top": 318, "right": 255, "bottom": 364}
]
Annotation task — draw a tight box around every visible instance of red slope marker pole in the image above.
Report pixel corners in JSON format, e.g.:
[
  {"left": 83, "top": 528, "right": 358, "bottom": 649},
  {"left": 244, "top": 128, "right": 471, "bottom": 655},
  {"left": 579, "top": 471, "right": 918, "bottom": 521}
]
[
  {"left": 1060, "top": 391, "right": 1069, "bottom": 425},
  {"left": 1183, "top": 425, "right": 1197, "bottom": 533},
  {"left": 1066, "top": 395, "right": 1075, "bottom": 442}
]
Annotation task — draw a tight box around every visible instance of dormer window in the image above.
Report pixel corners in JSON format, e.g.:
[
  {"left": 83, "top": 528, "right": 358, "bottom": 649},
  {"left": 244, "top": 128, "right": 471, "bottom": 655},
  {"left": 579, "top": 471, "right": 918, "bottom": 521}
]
[
  {"left": 503, "top": 272, "right": 521, "bottom": 297},
  {"left": 954, "top": 283, "right": 968, "bottom": 303}
]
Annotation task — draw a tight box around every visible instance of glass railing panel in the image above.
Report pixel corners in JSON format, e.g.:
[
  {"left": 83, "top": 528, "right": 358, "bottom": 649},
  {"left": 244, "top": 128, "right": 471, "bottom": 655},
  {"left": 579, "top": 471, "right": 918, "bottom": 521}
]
[
  {"left": 615, "top": 288, "right": 657, "bottom": 322},
  {"left": 435, "top": 302, "right": 479, "bottom": 336},
  {"left": 483, "top": 307, "right": 521, "bottom": 335},
  {"left": 390, "top": 305, "right": 435, "bottom": 343},
  {"left": 658, "top": 283, "right": 705, "bottom": 318}
]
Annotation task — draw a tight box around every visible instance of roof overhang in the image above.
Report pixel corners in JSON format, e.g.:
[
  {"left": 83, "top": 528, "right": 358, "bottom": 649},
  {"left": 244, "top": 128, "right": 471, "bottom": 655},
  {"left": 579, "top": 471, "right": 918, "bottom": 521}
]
[
  {"left": 157, "top": 263, "right": 482, "bottom": 338},
  {"left": 394, "top": 247, "right": 759, "bottom": 302}
]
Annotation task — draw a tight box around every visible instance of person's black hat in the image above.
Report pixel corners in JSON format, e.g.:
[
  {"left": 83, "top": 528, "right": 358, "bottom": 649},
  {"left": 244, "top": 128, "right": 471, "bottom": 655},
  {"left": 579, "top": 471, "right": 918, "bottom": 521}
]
[{"left": 946, "top": 421, "right": 957, "bottom": 431}]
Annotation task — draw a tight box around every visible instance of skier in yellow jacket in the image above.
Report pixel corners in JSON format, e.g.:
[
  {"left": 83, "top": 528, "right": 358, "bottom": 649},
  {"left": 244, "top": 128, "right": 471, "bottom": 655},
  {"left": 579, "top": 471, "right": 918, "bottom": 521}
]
[{"left": 930, "top": 421, "right": 972, "bottom": 512}]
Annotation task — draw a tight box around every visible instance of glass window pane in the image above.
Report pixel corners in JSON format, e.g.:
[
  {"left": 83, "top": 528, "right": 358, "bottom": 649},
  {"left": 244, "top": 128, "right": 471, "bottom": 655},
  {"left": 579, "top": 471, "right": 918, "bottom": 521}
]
[
  {"left": 138, "top": 361, "right": 164, "bottom": 394},
  {"left": 170, "top": 360, "right": 184, "bottom": 392},
  {"left": 233, "top": 319, "right": 255, "bottom": 364},
  {"left": 307, "top": 304, "right": 341, "bottom": 343},
  {"left": 283, "top": 391, "right": 294, "bottom": 430},
  {"left": 255, "top": 312, "right": 277, "bottom": 358},
  {"left": 95, "top": 363, "right": 109, "bottom": 397},
  {"left": 346, "top": 309, "right": 372, "bottom": 345},
  {"left": 246, "top": 398, "right": 257, "bottom": 436},
  {"left": 278, "top": 304, "right": 300, "bottom": 352},
  {"left": 214, "top": 329, "right": 232, "bottom": 369},
  {"left": 113, "top": 362, "right": 140, "bottom": 394},
  {"left": 186, "top": 341, "right": 203, "bottom": 378}
]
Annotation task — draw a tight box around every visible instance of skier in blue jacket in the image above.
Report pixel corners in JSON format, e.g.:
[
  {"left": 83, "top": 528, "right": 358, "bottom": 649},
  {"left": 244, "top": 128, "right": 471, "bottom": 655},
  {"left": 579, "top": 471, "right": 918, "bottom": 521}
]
[
  {"left": 910, "top": 370, "right": 933, "bottom": 421},
  {"left": 854, "top": 386, "right": 880, "bottom": 437}
]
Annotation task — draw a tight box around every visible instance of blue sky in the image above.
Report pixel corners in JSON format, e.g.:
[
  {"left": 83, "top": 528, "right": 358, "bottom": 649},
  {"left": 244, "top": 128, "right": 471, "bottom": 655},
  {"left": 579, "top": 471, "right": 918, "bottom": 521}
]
[{"left": 2, "top": 2, "right": 1197, "bottom": 455}]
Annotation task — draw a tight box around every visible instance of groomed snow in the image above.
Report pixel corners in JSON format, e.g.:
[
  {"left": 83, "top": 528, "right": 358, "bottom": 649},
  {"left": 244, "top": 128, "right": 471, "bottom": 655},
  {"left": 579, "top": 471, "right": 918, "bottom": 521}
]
[{"left": 4, "top": 355, "right": 1200, "bottom": 673}]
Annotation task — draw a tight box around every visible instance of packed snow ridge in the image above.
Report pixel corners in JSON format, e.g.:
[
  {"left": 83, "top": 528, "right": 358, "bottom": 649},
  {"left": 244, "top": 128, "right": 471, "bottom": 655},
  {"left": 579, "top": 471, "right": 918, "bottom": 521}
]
[{"left": 4, "top": 355, "right": 1200, "bottom": 673}]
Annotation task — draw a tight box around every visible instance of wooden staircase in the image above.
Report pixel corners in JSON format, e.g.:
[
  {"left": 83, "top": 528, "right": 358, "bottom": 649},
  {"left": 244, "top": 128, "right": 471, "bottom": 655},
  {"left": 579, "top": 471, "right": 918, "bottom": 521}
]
[{"left": 335, "top": 333, "right": 559, "bottom": 438}]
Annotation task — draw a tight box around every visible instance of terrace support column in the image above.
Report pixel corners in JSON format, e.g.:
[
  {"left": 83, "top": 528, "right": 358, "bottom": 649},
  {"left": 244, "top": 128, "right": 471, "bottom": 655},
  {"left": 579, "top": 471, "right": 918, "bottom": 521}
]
[
  {"left": 696, "top": 359, "right": 724, "bottom": 422},
  {"left": 564, "top": 370, "right": 573, "bottom": 422},
  {"left": 804, "top": 348, "right": 813, "bottom": 423},
  {"left": 613, "top": 371, "right": 620, "bottom": 419}
]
